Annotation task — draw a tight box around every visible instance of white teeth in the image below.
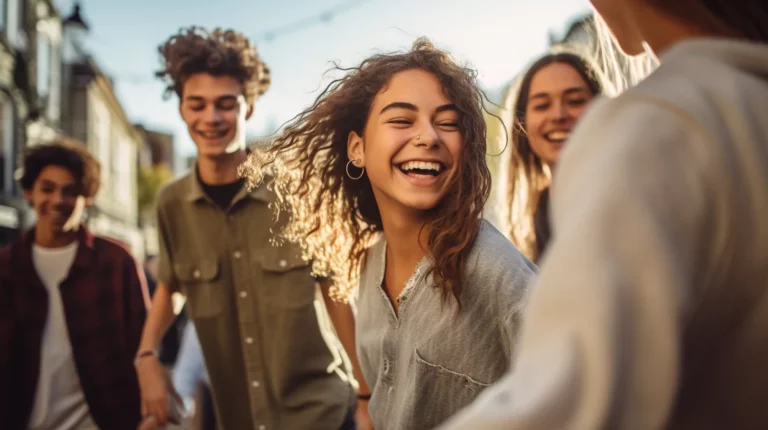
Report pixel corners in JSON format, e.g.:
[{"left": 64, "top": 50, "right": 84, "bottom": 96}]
[
  {"left": 200, "top": 130, "right": 227, "bottom": 138},
  {"left": 400, "top": 161, "right": 442, "bottom": 172},
  {"left": 547, "top": 131, "right": 569, "bottom": 141}
]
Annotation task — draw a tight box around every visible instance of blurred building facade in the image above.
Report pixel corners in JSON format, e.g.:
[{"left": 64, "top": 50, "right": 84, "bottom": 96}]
[{"left": 0, "top": 0, "right": 173, "bottom": 259}]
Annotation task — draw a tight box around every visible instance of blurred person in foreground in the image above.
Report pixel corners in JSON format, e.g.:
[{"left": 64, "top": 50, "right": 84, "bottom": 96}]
[
  {"left": 134, "top": 27, "right": 362, "bottom": 430},
  {"left": 439, "top": 0, "right": 768, "bottom": 428},
  {"left": 0, "top": 139, "right": 150, "bottom": 429}
]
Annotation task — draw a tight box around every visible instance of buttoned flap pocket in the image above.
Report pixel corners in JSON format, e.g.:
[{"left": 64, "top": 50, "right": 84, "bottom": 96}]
[
  {"left": 173, "top": 257, "right": 225, "bottom": 318},
  {"left": 259, "top": 245, "right": 316, "bottom": 310},
  {"left": 408, "top": 349, "right": 492, "bottom": 427}
]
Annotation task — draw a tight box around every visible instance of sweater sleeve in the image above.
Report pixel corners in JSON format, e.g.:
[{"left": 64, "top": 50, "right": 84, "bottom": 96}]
[{"left": 437, "top": 96, "right": 716, "bottom": 430}]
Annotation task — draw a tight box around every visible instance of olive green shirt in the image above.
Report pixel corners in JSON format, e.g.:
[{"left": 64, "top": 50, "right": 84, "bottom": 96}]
[{"left": 156, "top": 170, "right": 353, "bottom": 430}]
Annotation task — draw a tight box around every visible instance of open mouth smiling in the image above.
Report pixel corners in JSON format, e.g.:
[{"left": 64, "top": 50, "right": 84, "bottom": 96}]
[
  {"left": 196, "top": 129, "right": 229, "bottom": 139},
  {"left": 397, "top": 160, "right": 445, "bottom": 178},
  {"left": 543, "top": 130, "right": 569, "bottom": 144}
]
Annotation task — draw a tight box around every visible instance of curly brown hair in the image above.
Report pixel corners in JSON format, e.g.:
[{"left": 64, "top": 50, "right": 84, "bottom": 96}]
[
  {"left": 155, "top": 26, "right": 271, "bottom": 104},
  {"left": 20, "top": 137, "right": 101, "bottom": 198},
  {"left": 240, "top": 38, "right": 491, "bottom": 303}
]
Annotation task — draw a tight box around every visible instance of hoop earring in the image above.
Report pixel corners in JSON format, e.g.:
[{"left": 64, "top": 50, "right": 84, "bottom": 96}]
[{"left": 346, "top": 159, "right": 365, "bottom": 180}]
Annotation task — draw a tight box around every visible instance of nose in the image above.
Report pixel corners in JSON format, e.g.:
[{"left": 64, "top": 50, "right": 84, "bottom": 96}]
[
  {"left": 550, "top": 101, "right": 569, "bottom": 124},
  {"left": 51, "top": 189, "right": 64, "bottom": 205},
  {"left": 204, "top": 105, "right": 222, "bottom": 123},
  {"left": 413, "top": 124, "right": 440, "bottom": 148}
]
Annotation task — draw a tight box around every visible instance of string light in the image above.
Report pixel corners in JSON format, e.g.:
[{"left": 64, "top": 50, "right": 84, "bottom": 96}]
[{"left": 110, "top": 0, "right": 372, "bottom": 84}]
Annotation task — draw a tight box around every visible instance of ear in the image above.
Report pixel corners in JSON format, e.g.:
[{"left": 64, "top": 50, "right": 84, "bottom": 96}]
[
  {"left": 83, "top": 197, "right": 94, "bottom": 208},
  {"left": 23, "top": 190, "right": 32, "bottom": 205},
  {"left": 347, "top": 131, "right": 365, "bottom": 167},
  {"left": 245, "top": 103, "right": 255, "bottom": 120}
]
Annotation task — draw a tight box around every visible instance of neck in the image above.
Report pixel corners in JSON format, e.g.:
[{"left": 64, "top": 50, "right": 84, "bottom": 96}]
[
  {"left": 637, "top": 4, "right": 719, "bottom": 55},
  {"left": 197, "top": 150, "right": 247, "bottom": 185},
  {"left": 380, "top": 207, "right": 429, "bottom": 268},
  {"left": 35, "top": 225, "right": 78, "bottom": 248}
]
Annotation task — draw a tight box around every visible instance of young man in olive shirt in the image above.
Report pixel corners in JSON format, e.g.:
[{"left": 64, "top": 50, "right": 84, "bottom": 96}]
[{"left": 134, "top": 27, "right": 371, "bottom": 430}]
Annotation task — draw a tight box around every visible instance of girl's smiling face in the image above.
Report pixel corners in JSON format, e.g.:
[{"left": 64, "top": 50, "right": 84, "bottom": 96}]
[{"left": 348, "top": 68, "right": 464, "bottom": 216}]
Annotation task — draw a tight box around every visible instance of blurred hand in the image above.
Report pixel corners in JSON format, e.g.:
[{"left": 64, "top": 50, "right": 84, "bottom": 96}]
[
  {"left": 136, "top": 356, "right": 182, "bottom": 427},
  {"left": 356, "top": 399, "right": 374, "bottom": 430},
  {"left": 137, "top": 415, "right": 160, "bottom": 430}
]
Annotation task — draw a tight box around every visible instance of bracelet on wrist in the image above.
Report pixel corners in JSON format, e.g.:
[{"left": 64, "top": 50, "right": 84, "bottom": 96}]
[
  {"left": 357, "top": 393, "right": 372, "bottom": 400},
  {"left": 133, "top": 350, "right": 158, "bottom": 367}
]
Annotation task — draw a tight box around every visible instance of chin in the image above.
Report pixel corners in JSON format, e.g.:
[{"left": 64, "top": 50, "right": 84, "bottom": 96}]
[
  {"left": 399, "top": 195, "right": 443, "bottom": 213},
  {"left": 618, "top": 39, "right": 648, "bottom": 56}
]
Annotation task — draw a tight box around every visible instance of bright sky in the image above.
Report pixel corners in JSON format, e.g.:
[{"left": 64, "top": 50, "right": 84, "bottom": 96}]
[{"left": 53, "top": 0, "right": 591, "bottom": 168}]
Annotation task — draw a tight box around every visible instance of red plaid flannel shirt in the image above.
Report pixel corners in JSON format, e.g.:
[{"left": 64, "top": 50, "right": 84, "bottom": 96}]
[{"left": 0, "top": 226, "right": 150, "bottom": 429}]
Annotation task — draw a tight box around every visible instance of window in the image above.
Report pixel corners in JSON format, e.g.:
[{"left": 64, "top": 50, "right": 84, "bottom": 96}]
[
  {"left": 93, "top": 101, "right": 111, "bottom": 188},
  {"left": 114, "top": 135, "right": 133, "bottom": 206},
  {"left": 36, "top": 33, "right": 52, "bottom": 101},
  {"left": 0, "top": 93, "right": 13, "bottom": 195},
  {"left": 0, "top": 0, "right": 7, "bottom": 33}
]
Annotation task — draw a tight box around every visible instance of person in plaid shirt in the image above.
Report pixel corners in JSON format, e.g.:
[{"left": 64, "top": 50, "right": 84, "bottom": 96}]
[{"left": 0, "top": 139, "right": 150, "bottom": 429}]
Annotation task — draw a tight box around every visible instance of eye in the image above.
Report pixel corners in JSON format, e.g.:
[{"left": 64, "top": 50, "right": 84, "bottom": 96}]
[
  {"left": 188, "top": 104, "right": 205, "bottom": 112},
  {"left": 532, "top": 103, "right": 549, "bottom": 112},
  {"left": 216, "top": 100, "right": 237, "bottom": 110},
  {"left": 387, "top": 119, "right": 413, "bottom": 127},
  {"left": 437, "top": 121, "right": 459, "bottom": 130},
  {"left": 567, "top": 98, "right": 588, "bottom": 107}
]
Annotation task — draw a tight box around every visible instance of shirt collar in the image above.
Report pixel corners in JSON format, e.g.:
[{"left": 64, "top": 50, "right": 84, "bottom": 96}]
[
  {"left": 19, "top": 224, "right": 96, "bottom": 274},
  {"left": 184, "top": 164, "right": 270, "bottom": 204}
]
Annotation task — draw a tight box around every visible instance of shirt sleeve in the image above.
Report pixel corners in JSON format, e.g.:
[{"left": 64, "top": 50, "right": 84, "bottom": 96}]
[
  {"left": 156, "top": 201, "right": 179, "bottom": 291},
  {"left": 437, "top": 96, "right": 717, "bottom": 429},
  {"left": 122, "top": 251, "right": 150, "bottom": 354}
]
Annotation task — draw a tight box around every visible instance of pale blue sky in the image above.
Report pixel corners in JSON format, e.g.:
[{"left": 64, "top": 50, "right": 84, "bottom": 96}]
[{"left": 53, "top": 0, "right": 591, "bottom": 164}]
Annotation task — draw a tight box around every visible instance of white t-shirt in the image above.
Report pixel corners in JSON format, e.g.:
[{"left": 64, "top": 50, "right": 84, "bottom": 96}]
[{"left": 29, "top": 241, "right": 99, "bottom": 430}]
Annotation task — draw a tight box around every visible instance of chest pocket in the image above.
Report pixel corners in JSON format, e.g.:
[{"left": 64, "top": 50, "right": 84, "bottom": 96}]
[
  {"left": 174, "top": 257, "right": 226, "bottom": 319},
  {"left": 259, "top": 245, "right": 316, "bottom": 310}
]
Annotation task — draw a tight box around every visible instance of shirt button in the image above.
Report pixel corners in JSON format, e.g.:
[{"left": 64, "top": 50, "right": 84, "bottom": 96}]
[
  {"left": 193, "top": 270, "right": 201, "bottom": 279},
  {"left": 233, "top": 251, "right": 242, "bottom": 259},
  {"left": 252, "top": 380, "right": 260, "bottom": 388},
  {"left": 239, "top": 291, "right": 248, "bottom": 298},
  {"left": 245, "top": 337, "right": 253, "bottom": 344},
  {"left": 279, "top": 259, "right": 288, "bottom": 268}
]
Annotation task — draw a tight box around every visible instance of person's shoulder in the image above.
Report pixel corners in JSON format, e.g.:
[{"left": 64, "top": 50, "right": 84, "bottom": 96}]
[
  {"left": 0, "top": 240, "right": 14, "bottom": 279},
  {"left": 360, "top": 233, "right": 386, "bottom": 281},
  {"left": 466, "top": 220, "right": 536, "bottom": 285},
  {"left": 92, "top": 233, "right": 137, "bottom": 266},
  {"left": 156, "top": 170, "right": 192, "bottom": 208}
]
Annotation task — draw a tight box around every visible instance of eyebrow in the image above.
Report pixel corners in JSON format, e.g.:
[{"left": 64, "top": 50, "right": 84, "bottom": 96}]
[
  {"left": 530, "top": 87, "right": 590, "bottom": 101},
  {"left": 184, "top": 95, "right": 239, "bottom": 103},
  {"left": 39, "top": 179, "right": 75, "bottom": 188},
  {"left": 379, "top": 102, "right": 458, "bottom": 115}
]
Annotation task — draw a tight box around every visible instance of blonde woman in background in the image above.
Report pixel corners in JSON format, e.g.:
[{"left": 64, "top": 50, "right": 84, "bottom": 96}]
[{"left": 502, "top": 49, "right": 606, "bottom": 262}]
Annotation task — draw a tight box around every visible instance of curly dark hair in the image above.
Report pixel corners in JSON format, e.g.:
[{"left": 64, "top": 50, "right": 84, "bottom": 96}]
[
  {"left": 240, "top": 38, "right": 491, "bottom": 303},
  {"left": 155, "top": 26, "right": 271, "bottom": 104},
  {"left": 19, "top": 138, "right": 101, "bottom": 198}
]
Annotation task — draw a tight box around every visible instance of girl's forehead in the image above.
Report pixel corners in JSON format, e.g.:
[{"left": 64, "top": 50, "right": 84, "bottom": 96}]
[{"left": 373, "top": 69, "right": 452, "bottom": 106}]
